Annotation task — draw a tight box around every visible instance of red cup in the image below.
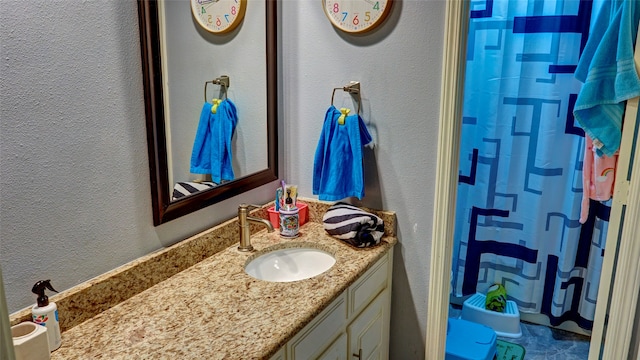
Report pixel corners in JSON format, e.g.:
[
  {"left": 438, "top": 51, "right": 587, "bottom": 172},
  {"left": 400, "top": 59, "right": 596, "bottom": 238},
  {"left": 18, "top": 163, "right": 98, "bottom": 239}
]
[{"left": 268, "top": 202, "right": 308, "bottom": 229}]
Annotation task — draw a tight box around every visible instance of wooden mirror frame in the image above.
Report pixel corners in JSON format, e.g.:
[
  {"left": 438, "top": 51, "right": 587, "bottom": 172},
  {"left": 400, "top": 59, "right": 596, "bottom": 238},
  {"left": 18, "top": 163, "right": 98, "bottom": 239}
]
[{"left": 137, "top": 0, "right": 278, "bottom": 226}]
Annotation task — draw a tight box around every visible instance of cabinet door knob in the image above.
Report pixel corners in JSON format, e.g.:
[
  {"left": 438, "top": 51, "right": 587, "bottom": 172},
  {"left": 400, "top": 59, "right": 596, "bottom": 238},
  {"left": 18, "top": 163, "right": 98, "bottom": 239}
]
[{"left": 353, "top": 349, "right": 362, "bottom": 359}]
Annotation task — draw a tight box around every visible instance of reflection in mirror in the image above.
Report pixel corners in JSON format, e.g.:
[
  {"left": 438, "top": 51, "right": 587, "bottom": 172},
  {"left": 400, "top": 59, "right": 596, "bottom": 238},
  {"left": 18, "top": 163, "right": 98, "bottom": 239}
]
[
  {"left": 137, "top": 0, "right": 278, "bottom": 225},
  {"left": 160, "top": 0, "right": 267, "bottom": 200}
]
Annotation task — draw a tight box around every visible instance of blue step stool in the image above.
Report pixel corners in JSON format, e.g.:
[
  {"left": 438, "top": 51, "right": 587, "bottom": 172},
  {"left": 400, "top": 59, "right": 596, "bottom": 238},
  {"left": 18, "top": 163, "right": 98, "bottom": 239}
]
[{"left": 445, "top": 318, "right": 497, "bottom": 360}]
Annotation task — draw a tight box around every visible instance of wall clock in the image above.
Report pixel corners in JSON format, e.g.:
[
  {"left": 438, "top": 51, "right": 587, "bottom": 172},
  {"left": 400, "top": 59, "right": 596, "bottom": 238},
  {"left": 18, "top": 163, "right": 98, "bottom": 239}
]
[
  {"left": 322, "top": 0, "right": 392, "bottom": 33},
  {"left": 190, "top": 0, "right": 247, "bottom": 34}
]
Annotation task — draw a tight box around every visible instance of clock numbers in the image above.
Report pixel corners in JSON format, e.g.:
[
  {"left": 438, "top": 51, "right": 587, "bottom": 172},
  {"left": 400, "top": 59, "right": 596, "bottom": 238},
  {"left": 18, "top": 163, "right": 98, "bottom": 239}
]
[
  {"left": 323, "top": 0, "right": 391, "bottom": 33},
  {"left": 191, "top": 0, "right": 246, "bottom": 34}
]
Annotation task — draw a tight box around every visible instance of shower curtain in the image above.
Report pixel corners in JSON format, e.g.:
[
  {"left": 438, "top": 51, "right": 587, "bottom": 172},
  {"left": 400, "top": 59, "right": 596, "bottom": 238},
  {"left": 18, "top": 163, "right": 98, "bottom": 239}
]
[{"left": 452, "top": 0, "right": 609, "bottom": 331}]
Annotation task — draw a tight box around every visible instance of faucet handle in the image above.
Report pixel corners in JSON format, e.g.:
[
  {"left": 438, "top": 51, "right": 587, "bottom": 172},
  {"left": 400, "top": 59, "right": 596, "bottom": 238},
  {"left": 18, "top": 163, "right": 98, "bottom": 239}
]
[
  {"left": 238, "top": 203, "right": 263, "bottom": 211},
  {"left": 240, "top": 203, "right": 262, "bottom": 210},
  {"left": 238, "top": 204, "right": 265, "bottom": 218}
]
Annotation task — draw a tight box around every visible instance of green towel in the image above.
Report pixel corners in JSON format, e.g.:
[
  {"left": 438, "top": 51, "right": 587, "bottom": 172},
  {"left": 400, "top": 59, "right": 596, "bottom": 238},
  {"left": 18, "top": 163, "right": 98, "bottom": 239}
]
[{"left": 485, "top": 284, "right": 507, "bottom": 312}]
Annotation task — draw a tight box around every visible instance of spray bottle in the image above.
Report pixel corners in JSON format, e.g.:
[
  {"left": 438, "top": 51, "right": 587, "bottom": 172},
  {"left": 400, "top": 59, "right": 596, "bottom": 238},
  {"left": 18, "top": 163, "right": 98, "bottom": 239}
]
[{"left": 31, "top": 280, "right": 61, "bottom": 351}]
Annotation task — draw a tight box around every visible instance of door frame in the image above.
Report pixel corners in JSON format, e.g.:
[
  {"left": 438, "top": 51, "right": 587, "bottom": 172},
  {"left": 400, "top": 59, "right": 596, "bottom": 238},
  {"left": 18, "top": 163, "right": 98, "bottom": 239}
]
[{"left": 425, "top": 1, "right": 640, "bottom": 359}]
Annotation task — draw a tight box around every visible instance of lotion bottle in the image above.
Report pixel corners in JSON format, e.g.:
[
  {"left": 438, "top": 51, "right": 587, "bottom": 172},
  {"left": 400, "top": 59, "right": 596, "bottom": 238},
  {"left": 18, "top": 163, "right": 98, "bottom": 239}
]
[{"left": 31, "top": 280, "right": 61, "bottom": 351}]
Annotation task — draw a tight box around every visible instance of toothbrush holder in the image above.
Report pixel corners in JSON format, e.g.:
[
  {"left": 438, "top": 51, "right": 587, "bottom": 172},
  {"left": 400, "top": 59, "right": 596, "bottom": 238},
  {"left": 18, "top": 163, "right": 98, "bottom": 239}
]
[{"left": 268, "top": 202, "right": 308, "bottom": 229}]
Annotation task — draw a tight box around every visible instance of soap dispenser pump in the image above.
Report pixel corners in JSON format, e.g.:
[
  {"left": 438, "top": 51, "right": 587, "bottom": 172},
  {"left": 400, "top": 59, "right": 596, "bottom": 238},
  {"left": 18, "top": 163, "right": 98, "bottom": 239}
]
[{"left": 31, "top": 280, "right": 62, "bottom": 351}]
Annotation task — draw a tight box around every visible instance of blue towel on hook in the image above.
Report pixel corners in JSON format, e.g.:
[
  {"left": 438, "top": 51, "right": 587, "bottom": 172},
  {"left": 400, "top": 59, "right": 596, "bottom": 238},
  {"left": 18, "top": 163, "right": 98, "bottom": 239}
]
[
  {"left": 190, "top": 99, "right": 238, "bottom": 183},
  {"left": 573, "top": 0, "right": 640, "bottom": 157},
  {"left": 313, "top": 105, "right": 372, "bottom": 201}
]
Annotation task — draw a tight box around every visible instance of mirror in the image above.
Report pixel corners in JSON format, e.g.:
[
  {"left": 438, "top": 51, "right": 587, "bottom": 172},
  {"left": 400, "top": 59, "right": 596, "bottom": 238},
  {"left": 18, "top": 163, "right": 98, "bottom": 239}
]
[{"left": 137, "top": 0, "right": 278, "bottom": 225}]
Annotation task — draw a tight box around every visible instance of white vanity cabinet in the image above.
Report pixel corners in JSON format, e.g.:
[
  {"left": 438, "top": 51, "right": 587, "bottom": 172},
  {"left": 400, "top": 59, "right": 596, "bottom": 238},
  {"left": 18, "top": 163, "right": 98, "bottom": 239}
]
[
  {"left": 272, "top": 249, "right": 393, "bottom": 360},
  {"left": 347, "top": 288, "right": 389, "bottom": 359}
]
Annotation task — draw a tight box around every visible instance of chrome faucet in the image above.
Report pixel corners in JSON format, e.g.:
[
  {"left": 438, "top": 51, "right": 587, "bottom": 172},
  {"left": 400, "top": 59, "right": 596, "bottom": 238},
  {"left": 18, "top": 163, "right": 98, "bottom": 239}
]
[{"left": 238, "top": 204, "right": 274, "bottom": 252}]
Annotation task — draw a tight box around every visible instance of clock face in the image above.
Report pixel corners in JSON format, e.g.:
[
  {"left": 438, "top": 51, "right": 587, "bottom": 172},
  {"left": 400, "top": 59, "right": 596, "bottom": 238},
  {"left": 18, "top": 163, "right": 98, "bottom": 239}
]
[
  {"left": 190, "top": 0, "right": 246, "bottom": 34},
  {"left": 322, "top": 0, "right": 392, "bottom": 33}
]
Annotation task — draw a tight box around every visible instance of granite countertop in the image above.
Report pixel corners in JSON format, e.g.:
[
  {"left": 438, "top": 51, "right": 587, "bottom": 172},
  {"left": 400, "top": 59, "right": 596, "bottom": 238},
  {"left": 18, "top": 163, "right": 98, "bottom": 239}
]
[{"left": 50, "top": 221, "right": 396, "bottom": 359}]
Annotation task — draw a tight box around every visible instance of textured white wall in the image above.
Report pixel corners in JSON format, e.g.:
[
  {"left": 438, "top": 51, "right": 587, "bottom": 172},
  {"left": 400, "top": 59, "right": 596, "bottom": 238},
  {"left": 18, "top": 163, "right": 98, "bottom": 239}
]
[
  {"left": 0, "top": 1, "right": 275, "bottom": 314},
  {"left": 281, "top": 1, "right": 445, "bottom": 357}
]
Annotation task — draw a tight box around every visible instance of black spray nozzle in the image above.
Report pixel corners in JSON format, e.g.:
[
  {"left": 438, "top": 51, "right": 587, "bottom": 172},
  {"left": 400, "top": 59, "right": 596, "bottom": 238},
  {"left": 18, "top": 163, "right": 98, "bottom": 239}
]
[{"left": 31, "top": 280, "right": 58, "bottom": 307}]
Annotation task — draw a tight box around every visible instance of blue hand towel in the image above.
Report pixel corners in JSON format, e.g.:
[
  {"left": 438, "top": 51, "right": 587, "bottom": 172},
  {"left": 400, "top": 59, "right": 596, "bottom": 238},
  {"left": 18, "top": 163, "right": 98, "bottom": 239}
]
[
  {"left": 573, "top": 0, "right": 640, "bottom": 157},
  {"left": 313, "top": 106, "right": 372, "bottom": 201},
  {"left": 190, "top": 99, "right": 238, "bottom": 183}
]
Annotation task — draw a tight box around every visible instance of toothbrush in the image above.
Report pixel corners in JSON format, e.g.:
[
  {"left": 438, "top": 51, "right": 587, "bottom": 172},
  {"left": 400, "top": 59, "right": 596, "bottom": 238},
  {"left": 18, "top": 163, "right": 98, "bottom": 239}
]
[
  {"left": 280, "top": 180, "right": 286, "bottom": 210},
  {"left": 275, "top": 188, "right": 282, "bottom": 211}
]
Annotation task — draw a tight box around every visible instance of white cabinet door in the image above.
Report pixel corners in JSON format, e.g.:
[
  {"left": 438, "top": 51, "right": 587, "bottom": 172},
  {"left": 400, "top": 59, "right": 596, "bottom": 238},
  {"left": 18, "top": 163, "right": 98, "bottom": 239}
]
[
  {"left": 348, "top": 254, "right": 389, "bottom": 319},
  {"left": 288, "top": 293, "right": 347, "bottom": 360},
  {"left": 347, "top": 289, "right": 389, "bottom": 360},
  {"left": 279, "top": 250, "right": 393, "bottom": 360},
  {"left": 269, "top": 347, "right": 285, "bottom": 360},
  {"left": 317, "top": 333, "right": 348, "bottom": 360}
]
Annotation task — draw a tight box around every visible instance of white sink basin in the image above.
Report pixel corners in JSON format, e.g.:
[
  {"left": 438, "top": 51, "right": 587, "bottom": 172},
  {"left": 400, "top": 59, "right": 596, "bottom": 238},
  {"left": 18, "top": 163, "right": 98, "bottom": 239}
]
[{"left": 245, "top": 247, "right": 336, "bottom": 282}]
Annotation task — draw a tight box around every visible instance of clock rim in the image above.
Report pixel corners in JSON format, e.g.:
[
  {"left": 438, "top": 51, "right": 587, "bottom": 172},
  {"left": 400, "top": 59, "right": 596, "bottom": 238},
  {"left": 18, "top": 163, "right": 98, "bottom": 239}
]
[{"left": 190, "top": 0, "right": 247, "bottom": 34}]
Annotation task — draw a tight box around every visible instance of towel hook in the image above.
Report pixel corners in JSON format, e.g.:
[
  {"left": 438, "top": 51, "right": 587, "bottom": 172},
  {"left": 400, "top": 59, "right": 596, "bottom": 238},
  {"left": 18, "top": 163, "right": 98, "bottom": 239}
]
[
  {"left": 204, "top": 75, "right": 230, "bottom": 102},
  {"left": 331, "top": 81, "right": 361, "bottom": 115}
]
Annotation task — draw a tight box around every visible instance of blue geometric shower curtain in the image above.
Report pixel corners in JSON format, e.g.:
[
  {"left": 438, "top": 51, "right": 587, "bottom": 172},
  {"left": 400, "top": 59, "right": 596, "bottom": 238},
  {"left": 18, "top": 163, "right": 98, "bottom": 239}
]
[{"left": 452, "top": 0, "right": 609, "bottom": 331}]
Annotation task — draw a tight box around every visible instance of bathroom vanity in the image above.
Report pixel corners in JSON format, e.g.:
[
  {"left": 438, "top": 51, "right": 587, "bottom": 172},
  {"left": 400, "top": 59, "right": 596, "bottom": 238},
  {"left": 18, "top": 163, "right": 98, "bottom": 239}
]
[
  {"left": 270, "top": 248, "right": 392, "bottom": 360},
  {"left": 10, "top": 200, "right": 396, "bottom": 359}
]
